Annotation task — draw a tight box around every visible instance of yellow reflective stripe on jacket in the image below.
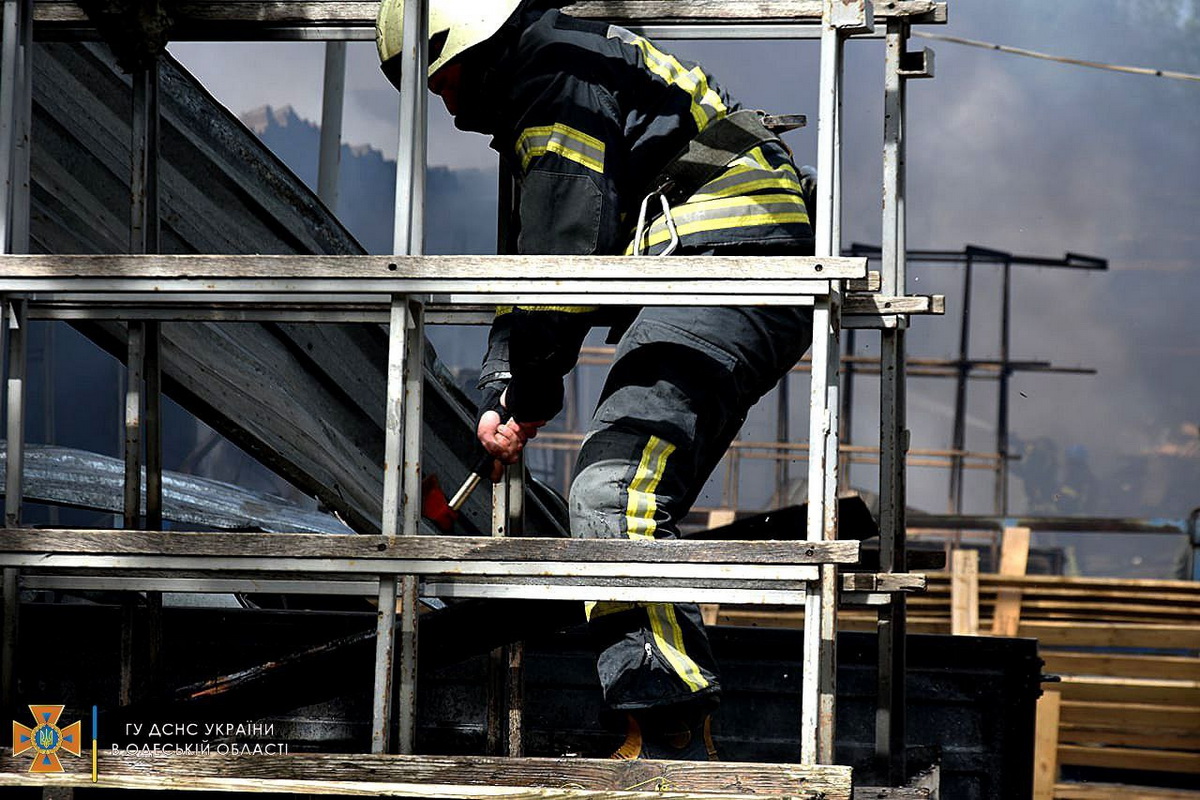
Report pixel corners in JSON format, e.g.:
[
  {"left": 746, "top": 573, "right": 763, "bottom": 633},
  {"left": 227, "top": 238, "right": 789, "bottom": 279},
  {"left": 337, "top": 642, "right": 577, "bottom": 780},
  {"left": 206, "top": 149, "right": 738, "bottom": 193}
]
[
  {"left": 495, "top": 305, "right": 599, "bottom": 315},
  {"left": 647, "top": 603, "right": 710, "bottom": 692},
  {"left": 625, "top": 194, "right": 810, "bottom": 254},
  {"left": 607, "top": 26, "right": 727, "bottom": 131},
  {"left": 625, "top": 435, "right": 675, "bottom": 540},
  {"left": 515, "top": 123, "right": 606, "bottom": 174}
]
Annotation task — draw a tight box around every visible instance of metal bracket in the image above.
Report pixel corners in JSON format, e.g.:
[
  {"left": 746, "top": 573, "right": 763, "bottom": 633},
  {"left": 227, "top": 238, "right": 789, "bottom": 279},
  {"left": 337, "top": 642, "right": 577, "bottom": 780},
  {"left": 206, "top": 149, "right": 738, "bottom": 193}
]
[{"left": 900, "top": 47, "right": 936, "bottom": 79}]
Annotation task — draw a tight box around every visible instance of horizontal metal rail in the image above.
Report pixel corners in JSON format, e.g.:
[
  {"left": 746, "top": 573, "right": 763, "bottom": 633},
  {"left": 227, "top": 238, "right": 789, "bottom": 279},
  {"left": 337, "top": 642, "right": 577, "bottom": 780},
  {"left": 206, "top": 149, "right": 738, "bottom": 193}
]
[
  {"left": 31, "top": 1, "right": 948, "bottom": 43},
  {"left": 0, "top": 254, "right": 863, "bottom": 306}
]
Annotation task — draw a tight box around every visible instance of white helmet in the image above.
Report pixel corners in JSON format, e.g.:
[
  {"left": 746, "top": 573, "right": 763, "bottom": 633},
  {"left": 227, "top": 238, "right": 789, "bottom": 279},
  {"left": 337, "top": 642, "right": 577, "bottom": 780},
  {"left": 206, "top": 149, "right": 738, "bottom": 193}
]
[{"left": 377, "top": 0, "right": 523, "bottom": 86}]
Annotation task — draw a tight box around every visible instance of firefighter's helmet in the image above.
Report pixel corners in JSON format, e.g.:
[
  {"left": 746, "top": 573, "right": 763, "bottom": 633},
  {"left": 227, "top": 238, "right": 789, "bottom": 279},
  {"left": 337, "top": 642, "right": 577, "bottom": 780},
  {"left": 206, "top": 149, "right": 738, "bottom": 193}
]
[{"left": 377, "top": 0, "right": 522, "bottom": 86}]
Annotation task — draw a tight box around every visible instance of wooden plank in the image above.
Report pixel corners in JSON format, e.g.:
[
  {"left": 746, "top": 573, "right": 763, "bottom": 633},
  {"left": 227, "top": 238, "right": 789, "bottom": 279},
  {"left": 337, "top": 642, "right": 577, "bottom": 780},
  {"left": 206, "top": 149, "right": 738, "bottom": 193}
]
[
  {"left": 0, "top": 752, "right": 853, "bottom": 799},
  {"left": 0, "top": 253, "right": 864, "bottom": 282},
  {"left": 1055, "top": 676, "right": 1200, "bottom": 706},
  {"left": 0, "top": 530, "right": 859, "bottom": 564},
  {"left": 843, "top": 295, "right": 943, "bottom": 316},
  {"left": 1057, "top": 745, "right": 1200, "bottom": 775},
  {"left": 32, "top": 0, "right": 948, "bottom": 30},
  {"left": 1060, "top": 701, "right": 1200, "bottom": 733},
  {"left": 840, "top": 573, "right": 926, "bottom": 592},
  {"left": 1033, "top": 689, "right": 1062, "bottom": 800},
  {"left": 1018, "top": 620, "right": 1200, "bottom": 651},
  {"left": 1058, "top": 724, "right": 1200, "bottom": 752},
  {"left": 990, "top": 526, "right": 1031, "bottom": 636},
  {"left": 950, "top": 548, "right": 979, "bottom": 635},
  {"left": 926, "top": 574, "right": 1200, "bottom": 595},
  {"left": 1043, "top": 652, "right": 1200, "bottom": 682},
  {"left": 1054, "top": 783, "right": 1200, "bottom": 800}
]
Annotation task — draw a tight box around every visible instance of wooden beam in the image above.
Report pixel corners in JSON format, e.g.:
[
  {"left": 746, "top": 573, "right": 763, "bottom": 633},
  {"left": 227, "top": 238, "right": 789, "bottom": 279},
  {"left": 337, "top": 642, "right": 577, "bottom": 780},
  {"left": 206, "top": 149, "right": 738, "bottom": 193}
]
[
  {"left": 1060, "top": 701, "right": 1200, "bottom": 733},
  {"left": 1054, "top": 676, "right": 1200, "bottom": 706},
  {"left": 31, "top": 1, "right": 948, "bottom": 34},
  {"left": 1033, "top": 689, "right": 1062, "bottom": 800},
  {"left": 1019, "top": 620, "right": 1200, "bottom": 650},
  {"left": 950, "top": 548, "right": 979, "bottom": 635},
  {"left": 0, "top": 530, "right": 860, "bottom": 564},
  {"left": 990, "top": 526, "right": 1031, "bottom": 636},
  {"left": 1042, "top": 652, "right": 1200, "bottom": 682},
  {"left": 1056, "top": 744, "right": 1200, "bottom": 775},
  {"left": 0, "top": 752, "right": 853, "bottom": 799}
]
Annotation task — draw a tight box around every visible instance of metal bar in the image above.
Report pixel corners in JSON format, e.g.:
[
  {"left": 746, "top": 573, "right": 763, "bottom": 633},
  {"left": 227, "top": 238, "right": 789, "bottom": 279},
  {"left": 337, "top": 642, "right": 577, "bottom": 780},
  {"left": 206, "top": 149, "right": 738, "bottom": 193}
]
[
  {"left": 391, "top": 0, "right": 427, "bottom": 255},
  {"left": 382, "top": 298, "right": 408, "bottom": 537},
  {"left": 317, "top": 41, "right": 347, "bottom": 210},
  {"left": 0, "top": 0, "right": 19, "bottom": 252},
  {"left": 948, "top": 250, "right": 973, "bottom": 514},
  {"left": 774, "top": 375, "right": 789, "bottom": 502},
  {"left": 5, "top": 298, "right": 27, "bottom": 527},
  {"left": 0, "top": 555, "right": 827, "bottom": 582},
  {"left": 0, "top": 254, "right": 868, "bottom": 282},
  {"left": 123, "top": 322, "right": 145, "bottom": 529},
  {"left": 838, "top": 329, "right": 855, "bottom": 491},
  {"left": 996, "top": 257, "right": 1012, "bottom": 514},
  {"left": 397, "top": 301, "right": 423, "bottom": 755},
  {"left": 876, "top": 20, "right": 909, "bottom": 785},
  {"left": 7, "top": 0, "right": 31, "bottom": 252},
  {"left": 371, "top": 575, "right": 398, "bottom": 754}
]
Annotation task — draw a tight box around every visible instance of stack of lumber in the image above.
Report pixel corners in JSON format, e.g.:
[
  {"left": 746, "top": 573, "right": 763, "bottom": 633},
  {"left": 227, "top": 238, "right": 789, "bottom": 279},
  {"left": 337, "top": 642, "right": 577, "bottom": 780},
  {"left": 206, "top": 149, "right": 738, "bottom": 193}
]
[{"left": 714, "top": 557, "right": 1200, "bottom": 800}]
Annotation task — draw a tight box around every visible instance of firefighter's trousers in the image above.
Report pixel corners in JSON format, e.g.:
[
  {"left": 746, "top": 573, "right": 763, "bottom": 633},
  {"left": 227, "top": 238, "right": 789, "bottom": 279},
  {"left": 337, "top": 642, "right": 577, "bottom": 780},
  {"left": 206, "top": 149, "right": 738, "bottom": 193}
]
[{"left": 568, "top": 302, "right": 814, "bottom": 711}]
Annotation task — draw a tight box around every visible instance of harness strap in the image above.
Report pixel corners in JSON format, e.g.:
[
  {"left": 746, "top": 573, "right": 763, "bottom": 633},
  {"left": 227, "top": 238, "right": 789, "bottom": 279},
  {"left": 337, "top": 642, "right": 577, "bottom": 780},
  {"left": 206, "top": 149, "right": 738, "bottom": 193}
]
[{"left": 651, "top": 109, "right": 784, "bottom": 208}]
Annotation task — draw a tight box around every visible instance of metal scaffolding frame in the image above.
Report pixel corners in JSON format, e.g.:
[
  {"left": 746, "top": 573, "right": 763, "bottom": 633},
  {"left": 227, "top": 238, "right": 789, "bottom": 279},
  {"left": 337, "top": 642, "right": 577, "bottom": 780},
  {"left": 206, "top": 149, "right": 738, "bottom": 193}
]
[{"left": 0, "top": 0, "right": 950, "bottom": 792}]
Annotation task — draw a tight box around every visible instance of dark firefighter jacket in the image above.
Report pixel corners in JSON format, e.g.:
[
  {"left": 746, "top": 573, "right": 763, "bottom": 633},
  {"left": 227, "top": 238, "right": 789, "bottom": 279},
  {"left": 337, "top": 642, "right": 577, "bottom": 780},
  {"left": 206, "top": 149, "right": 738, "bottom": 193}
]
[{"left": 472, "top": 8, "right": 814, "bottom": 422}]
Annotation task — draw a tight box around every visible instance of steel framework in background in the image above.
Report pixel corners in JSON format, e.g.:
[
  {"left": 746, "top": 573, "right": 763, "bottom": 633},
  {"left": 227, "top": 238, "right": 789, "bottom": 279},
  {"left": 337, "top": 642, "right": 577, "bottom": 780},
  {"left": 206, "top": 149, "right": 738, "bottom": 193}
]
[{"left": 0, "top": 0, "right": 951, "bottom": 793}]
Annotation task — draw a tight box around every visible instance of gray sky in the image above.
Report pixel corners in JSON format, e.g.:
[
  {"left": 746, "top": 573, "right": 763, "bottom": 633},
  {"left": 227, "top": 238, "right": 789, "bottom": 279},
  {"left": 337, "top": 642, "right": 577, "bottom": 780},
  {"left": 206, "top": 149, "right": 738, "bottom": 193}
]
[{"left": 168, "top": 2, "right": 1200, "bottom": 529}]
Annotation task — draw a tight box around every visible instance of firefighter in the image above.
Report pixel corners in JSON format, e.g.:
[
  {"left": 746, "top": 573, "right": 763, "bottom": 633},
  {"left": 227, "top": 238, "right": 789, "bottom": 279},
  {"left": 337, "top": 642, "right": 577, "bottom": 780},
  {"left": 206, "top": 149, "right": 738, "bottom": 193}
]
[{"left": 378, "top": 0, "right": 815, "bottom": 761}]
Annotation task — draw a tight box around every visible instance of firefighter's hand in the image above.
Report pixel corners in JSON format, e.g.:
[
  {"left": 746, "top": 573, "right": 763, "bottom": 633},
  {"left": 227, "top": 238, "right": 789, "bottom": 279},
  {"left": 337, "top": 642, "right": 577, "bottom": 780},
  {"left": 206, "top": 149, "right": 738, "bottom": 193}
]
[{"left": 477, "top": 411, "right": 545, "bottom": 480}]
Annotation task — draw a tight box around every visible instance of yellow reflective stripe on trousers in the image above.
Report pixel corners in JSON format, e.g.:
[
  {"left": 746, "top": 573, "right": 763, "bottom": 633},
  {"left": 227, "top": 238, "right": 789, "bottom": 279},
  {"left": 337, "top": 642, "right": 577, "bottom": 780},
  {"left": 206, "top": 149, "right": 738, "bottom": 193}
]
[
  {"left": 624, "top": 194, "right": 810, "bottom": 254},
  {"left": 516, "top": 123, "right": 606, "bottom": 174},
  {"left": 647, "top": 603, "right": 710, "bottom": 692},
  {"left": 607, "top": 26, "right": 727, "bottom": 130},
  {"left": 625, "top": 435, "right": 675, "bottom": 540}
]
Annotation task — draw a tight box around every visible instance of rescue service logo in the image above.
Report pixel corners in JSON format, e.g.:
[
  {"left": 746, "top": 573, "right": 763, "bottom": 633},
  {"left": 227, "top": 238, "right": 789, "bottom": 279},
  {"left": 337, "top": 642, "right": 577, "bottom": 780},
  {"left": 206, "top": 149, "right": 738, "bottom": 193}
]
[{"left": 12, "top": 704, "right": 83, "bottom": 773}]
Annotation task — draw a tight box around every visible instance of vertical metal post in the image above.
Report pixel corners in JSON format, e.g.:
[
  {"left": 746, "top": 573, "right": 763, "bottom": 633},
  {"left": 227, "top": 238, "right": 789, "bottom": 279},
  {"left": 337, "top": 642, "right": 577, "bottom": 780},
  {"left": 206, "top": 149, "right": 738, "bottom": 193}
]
[
  {"left": 131, "top": 62, "right": 162, "bottom": 530},
  {"left": 948, "top": 251, "right": 973, "bottom": 515},
  {"left": 0, "top": 0, "right": 32, "bottom": 717},
  {"left": 776, "top": 377, "right": 790, "bottom": 502},
  {"left": 123, "top": 323, "right": 145, "bottom": 529},
  {"left": 375, "top": 297, "right": 410, "bottom": 753},
  {"left": 839, "top": 329, "right": 855, "bottom": 492},
  {"left": 2, "top": 298, "right": 26, "bottom": 716},
  {"left": 804, "top": 0, "right": 858, "bottom": 764},
  {"left": 318, "top": 41, "right": 347, "bottom": 210},
  {"left": 398, "top": 300, "right": 424, "bottom": 755},
  {"left": 995, "top": 257, "right": 1012, "bottom": 514},
  {"left": 379, "top": 0, "right": 428, "bottom": 754},
  {"left": 392, "top": 0, "right": 428, "bottom": 255},
  {"left": 876, "top": 20, "right": 909, "bottom": 785}
]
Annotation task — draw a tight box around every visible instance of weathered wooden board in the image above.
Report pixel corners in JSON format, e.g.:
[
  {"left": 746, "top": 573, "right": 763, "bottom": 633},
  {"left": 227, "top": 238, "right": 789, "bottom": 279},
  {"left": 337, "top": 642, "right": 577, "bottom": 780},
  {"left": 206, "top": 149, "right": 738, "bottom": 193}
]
[
  {"left": 31, "top": 0, "right": 948, "bottom": 33},
  {"left": 0, "top": 529, "right": 859, "bottom": 564},
  {"left": 1054, "top": 676, "right": 1200, "bottom": 707},
  {"left": 0, "top": 752, "right": 853, "bottom": 799},
  {"left": 1042, "top": 653, "right": 1200, "bottom": 682},
  {"left": 1056, "top": 744, "right": 1200, "bottom": 775}
]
